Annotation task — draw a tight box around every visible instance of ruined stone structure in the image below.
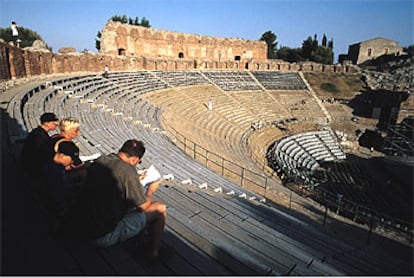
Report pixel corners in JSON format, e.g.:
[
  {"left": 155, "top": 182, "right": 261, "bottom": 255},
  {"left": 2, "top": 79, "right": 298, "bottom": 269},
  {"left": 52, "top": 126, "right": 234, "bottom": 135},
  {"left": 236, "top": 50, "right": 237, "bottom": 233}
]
[
  {"left": 0, "top": 41, "right": 356, "bottom": 80},
  {"left": 0, "top": 20, "right": 359, "bottom": 80},
  {"left": 100, "top": 21, "right": 267, "bottom": 62},
  {"left": 339, "top": 37, "right": 403, "bottom": 65}
]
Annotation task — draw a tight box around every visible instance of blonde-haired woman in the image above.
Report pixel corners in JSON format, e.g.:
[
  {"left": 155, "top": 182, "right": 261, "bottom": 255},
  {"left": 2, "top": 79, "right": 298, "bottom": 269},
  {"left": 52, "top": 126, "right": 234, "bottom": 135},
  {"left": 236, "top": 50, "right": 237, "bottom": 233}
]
[
  {"left": 52, "top": 117, "right": 80, "bottom": 146},
  {"left": 51, "top": 117, "right": 82, "bottom": 170}
]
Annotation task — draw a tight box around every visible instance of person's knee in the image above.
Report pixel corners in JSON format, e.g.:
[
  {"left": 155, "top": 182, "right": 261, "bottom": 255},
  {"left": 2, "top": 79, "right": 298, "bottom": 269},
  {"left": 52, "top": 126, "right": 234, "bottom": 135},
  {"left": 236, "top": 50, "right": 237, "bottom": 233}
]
[
  {"left": 149, "top": 201, "right": 166, "bottom": 212},
  {"left": 153, "top": 202, "right": 167, "bottom": 219},
  {"left": 156, "top": 202, "right": 167, "bottom": 215},
  {"left": 145, "top": 202, "right": 167, "bottom": 222}
]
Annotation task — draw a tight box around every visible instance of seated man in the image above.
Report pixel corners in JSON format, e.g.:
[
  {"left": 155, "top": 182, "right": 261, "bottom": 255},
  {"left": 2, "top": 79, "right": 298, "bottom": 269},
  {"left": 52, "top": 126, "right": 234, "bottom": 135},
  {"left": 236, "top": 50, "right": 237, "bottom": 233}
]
[
  {"left": 62, "top": 139, "right": 171, "bottom": 262},
  {"left": 21, "top": 112, "right": 59, "bottom": 180}
]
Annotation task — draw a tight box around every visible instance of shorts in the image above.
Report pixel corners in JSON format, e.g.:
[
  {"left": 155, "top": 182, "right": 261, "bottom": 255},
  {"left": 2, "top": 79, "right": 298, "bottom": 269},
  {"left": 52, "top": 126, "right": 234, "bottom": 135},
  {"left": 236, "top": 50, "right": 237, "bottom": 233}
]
[{"left": 91, "top": 210, "right": 146, "bottom": 247}]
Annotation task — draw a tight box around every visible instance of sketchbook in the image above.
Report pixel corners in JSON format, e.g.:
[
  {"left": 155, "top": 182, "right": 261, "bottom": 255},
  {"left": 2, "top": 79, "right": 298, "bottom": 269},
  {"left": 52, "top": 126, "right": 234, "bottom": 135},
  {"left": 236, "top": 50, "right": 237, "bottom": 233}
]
[
  {"left": 79, "top": 153, "right": 101, "bottom": 162},
  {"left": 137, "top": 165, "right": 162, "bottom": 189}
]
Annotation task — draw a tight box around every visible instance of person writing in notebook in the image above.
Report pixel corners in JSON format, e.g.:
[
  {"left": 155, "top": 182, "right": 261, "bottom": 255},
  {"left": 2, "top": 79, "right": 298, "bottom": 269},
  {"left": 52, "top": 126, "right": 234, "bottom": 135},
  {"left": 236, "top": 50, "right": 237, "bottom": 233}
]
[{"left": 61, "top": 139, "right": 172, "bottom": 263}]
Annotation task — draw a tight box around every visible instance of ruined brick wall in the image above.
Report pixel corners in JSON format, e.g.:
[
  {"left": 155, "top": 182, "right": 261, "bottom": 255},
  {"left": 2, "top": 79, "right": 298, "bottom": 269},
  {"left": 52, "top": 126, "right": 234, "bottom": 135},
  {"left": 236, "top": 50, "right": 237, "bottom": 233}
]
[
  {"left": 0, "top": 42, "right": 145, "bottom": 80},
  {"left": 0, "top": 43, "right": 12, "bottom": 79},
  {"left": 0, "top": 44, "right": 26, "bottom": 79},
  {"left": 0, "top": 41, "right": 356, "bottom": 81},
  {"left": 100, "top": 21, "right": 267, "bottom": 61}
]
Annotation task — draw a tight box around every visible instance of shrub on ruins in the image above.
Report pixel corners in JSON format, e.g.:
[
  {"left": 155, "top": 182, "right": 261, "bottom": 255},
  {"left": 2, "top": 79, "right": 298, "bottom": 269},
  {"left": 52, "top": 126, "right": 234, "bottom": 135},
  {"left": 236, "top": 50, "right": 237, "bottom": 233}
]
[
  {"left": 109, "top": 15, "right": 151, "bottom": 27},
  {"left": 0, "top": 25, "right": 50, "bottom": 49},
  {"left": 95, "top": 31, "right": 102, "bottom": 51}
]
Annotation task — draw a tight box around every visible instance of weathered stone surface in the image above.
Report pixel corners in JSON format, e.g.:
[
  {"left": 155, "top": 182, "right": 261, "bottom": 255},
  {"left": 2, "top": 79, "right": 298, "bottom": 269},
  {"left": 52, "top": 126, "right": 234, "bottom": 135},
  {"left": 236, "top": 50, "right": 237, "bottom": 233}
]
[
  {"left": 32, "top": 40, "right": 48, "bottom": 49},
  {"left": 0, "top": 39, "right": 355, "bottom": 80},
  {"left": 58, "top": 47, "right": 76, "bottom": 53},
  {"left": 23, "top": 40, "right": 50, "bottom": 53},
  {"left": 361, "top": 57, "right": 414, "bottom": 92},
  {"left": 100, "top": 20, "right": 267, "bottom": 61}
]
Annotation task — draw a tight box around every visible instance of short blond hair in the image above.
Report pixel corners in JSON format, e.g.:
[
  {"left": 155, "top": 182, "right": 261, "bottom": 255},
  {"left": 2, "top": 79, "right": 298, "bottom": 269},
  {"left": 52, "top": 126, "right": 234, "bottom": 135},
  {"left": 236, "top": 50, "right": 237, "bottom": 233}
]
[{"left": 59, "top": 117, "right": 80, "bottom": 132}]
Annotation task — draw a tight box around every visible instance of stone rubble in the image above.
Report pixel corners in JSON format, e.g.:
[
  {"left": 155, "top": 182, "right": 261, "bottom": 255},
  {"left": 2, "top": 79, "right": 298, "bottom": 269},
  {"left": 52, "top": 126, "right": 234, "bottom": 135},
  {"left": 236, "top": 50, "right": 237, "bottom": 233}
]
[{"left": 361, "top": 56, "right": 414, "bottom": 92}]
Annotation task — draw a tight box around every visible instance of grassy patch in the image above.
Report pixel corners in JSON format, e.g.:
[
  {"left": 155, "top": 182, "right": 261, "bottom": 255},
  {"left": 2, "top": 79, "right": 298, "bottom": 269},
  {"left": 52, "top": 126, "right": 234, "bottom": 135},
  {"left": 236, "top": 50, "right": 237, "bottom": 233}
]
[
  {"left": 320, "top": 83, "right": 339, "bottom": 93},
  {"left": 303, "top": 72, "right": 364, "bottom": 98}
]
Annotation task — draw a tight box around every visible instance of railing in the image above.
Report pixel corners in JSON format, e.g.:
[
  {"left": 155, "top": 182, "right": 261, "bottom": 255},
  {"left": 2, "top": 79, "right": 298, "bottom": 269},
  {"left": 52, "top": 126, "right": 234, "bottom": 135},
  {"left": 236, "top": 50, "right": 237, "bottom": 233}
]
[
  {"left": 288, "top": 182, "right": 413, "bottom": 245},
  {"left": 160, "top": 113, "right": 413, "bottom": 245},
  {"left": 161, "top": 115, "right": 271, "bottom": 195}
]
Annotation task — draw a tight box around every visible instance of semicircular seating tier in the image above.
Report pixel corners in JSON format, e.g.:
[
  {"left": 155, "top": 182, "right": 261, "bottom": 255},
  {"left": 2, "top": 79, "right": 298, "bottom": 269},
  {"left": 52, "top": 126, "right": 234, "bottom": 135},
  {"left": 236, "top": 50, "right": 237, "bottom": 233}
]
[
  {"left": 3, "top": 71, "right": 412, "bottom": 275},
  {"left": 266, "top": 130, "right": 347, "bottom": 184}
]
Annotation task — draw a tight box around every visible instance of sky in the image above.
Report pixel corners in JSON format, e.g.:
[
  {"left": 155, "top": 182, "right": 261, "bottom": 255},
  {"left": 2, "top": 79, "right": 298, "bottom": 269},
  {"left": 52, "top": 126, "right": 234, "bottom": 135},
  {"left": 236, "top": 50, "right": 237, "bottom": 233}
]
[{"left": 1, "top": 0, "right": 413, "bottom": 63}]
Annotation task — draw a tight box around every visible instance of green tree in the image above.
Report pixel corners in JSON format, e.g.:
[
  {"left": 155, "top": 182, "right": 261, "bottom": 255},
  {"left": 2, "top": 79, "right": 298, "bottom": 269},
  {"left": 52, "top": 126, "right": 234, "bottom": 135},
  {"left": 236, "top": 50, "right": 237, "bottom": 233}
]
[
  {"left": 95, "top": 31, "right": 102, "bottom": 51},
  {"left": 111, "top": 15, "right": 129, "bottom": 24},
  {"left": 301, "top": 34, "right": 334, "bottom": 64},
  {"left": 260, "top": 30, "right": 278, "bottom": 59},
  {"left": 312, "top": 46, "right": 333, "bottom": 64},
  {"left": 277, "top": 46, "right": 304, "bottom": 63},
  {"left": 133, "top": 16, "right": 140, "bottom": 25},
  {"left": 328, "top": 38, "right": 333, "bottom": 49},
  {"left": 312, "top": 34, "right": 318, "bottom": 49},
  {"left": 301, "top": 36, "right": 316, "bottom": 60},
  {"left": 276, "top": 33, "right": 334, "bottom": 64},
  {"left": 110, "top": 14, "right": 151, "bottom": 27},
  {"left": 140, "top": 17, "right": 151, "bottom": 27},
  {"left": 322, "top": 34, "right": 327, "bottom": 47},
  {"left": 0, "top": 25, "right": 49, "bottom": 49}
]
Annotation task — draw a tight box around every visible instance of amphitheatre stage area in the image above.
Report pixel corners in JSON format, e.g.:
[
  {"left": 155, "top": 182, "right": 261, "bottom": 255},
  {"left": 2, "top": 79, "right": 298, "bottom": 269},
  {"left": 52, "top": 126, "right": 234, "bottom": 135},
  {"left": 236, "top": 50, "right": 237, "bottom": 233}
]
[{"left": 1, "top": 33, "right": 413, "bottom": 275}]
